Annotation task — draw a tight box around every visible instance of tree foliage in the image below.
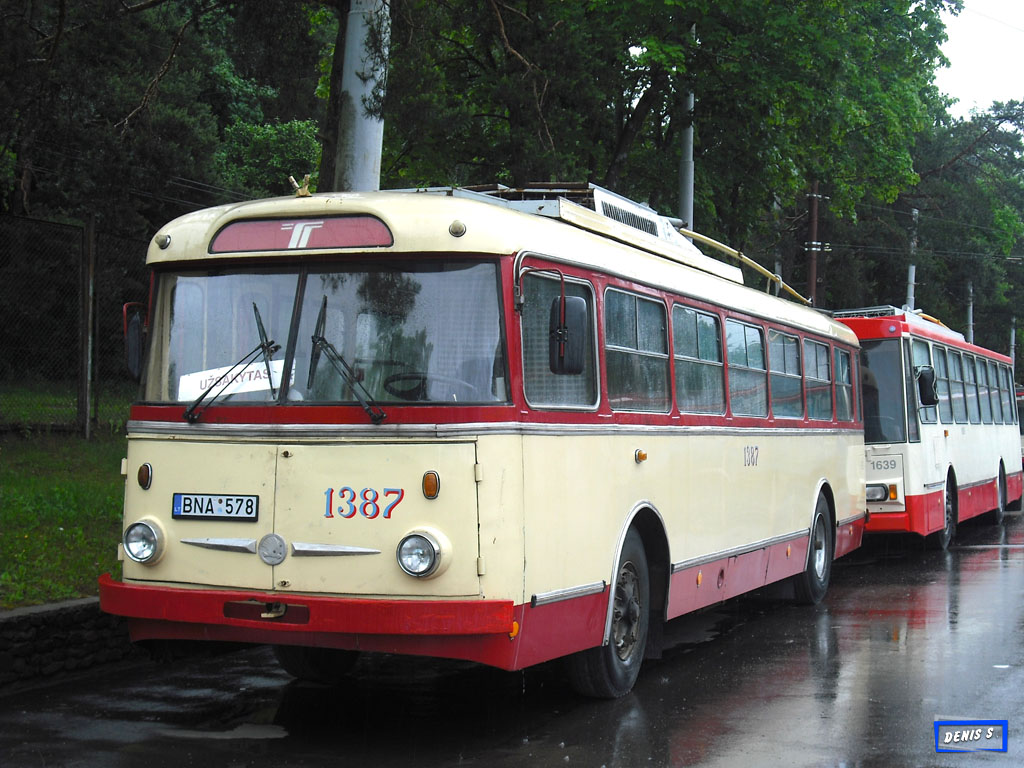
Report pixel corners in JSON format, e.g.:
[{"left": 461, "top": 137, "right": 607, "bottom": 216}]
[{"left": 5, "top": 0, "right": 1024, "bottom": 364}]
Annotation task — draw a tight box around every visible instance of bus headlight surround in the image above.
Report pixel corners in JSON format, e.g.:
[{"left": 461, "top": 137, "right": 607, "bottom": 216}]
[
  {"left": 396, "top": 528, "right": 450, "bottom": 578},
  {"left": 123, "top": 519, "right": 164, "bottom": 564}
]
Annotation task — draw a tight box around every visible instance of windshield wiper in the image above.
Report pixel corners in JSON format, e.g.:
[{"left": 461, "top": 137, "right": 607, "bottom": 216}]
[
  {"left": 307, "top": 295, "right": 386, "bottom": 424},
  {"left": 252, "top": 303, "right": 278, "bottom": 399},
  {"left": 183, "top": 307, "right": 280, "bottom": 423}
]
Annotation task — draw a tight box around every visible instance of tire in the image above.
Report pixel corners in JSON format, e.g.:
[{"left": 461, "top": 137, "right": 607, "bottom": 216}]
[
  {"left": 932, "top": 476, "right": 957, "bottom": 551},
  {"left": 990, "top": 464, "right": 1007, "bottom": 525},
  {"left": 792, "top": 493, "right": 833, "bottom": 605},
  {"left": 566, "top": 529, "right": 650, "bottom": 698},
  {"left": 273, "top": 645, "right": 359, "bottom": 686}
]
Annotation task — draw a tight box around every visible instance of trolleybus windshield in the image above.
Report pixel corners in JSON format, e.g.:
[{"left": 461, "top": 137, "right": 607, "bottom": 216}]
[
  {"left": 860, "top": 338, "right": 906, "bottom": 444},
  {"left": 141, "top": 260, "right": 508, "bottom": 408}
]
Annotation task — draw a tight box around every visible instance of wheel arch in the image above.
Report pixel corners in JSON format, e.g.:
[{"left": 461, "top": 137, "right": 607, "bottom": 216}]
[
  {"left": 812, "top": 480, "right": 837, "bottom": 562},
  {"left": 602, "top": 502, "right": 669, "bottom": 645}
]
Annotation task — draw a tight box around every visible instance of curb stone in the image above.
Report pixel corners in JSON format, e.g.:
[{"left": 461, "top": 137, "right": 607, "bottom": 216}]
[{"left": 0, "top": 597, "right": 140, "bottom": 690}]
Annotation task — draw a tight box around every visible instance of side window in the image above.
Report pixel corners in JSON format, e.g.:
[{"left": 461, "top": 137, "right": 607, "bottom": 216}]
[
  {"left": 903, "top": 339, "right": 920, "bottom": 442},
  {"left": 605, "top": 289, "right": 670, "bottom": 412},
  {"left": 1000, "top": 365, "right": 1015, "bottom": 424},
  {"left": 912, "top": 339, "right": 937, "bottom": 423},
  {"left": 522, "top": 274, "right": 598, "bottom": 408},
  {"left": 672, "top": 305, "right": 725, "bottom": 413},
  {"left": 988, "top": 361, "right": 1003, "bottom": 422},
  {"left": 977, "top": 359, "right": 993, "bottom": 424},
  {"left": 963, "top": 355, "right": 981, "bottom": 424},
  {"left": 726, "top": 319, "right": 767, "bottom": 416},
  {"left": 934, "top": 348, "right": 952, "bottom": 423},
  {"left": 804, "top": 339, "right": 833, "bottom": 420},
  {"left": 769, "top": 330, "right": 803, "bottom": 418},
  {"left": 949, "top": 351, "right": 967, "bottom": 423},
  {"left": 835, "top": 347, "right": 853, "bottom": 422}
]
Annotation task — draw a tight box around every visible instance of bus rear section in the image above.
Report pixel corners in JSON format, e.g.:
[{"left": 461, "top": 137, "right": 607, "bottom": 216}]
[{"left": 837, "top": 307, "right": 1022, "bottom": 548}]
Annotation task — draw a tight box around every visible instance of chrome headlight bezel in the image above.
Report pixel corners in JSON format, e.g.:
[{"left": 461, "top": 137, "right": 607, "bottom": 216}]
[
  {"left": 123, "top": 519, "right": 164, "bottom": 564},
  {"left": 396, "top": 529, "right": 449, "bottom": 578}
]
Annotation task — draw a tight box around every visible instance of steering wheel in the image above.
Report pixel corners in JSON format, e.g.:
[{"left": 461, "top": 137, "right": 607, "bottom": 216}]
[{"left": 383, "top": 372, "right": 483, "bottom": 401}]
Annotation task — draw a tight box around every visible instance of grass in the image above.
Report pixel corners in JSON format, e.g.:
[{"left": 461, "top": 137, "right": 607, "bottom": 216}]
[
  {"left": 0, "top": 433, "right": 126, "bottom": 610},
  {"left": 1, "top": 380, "right": 136, "bottom": 434}
]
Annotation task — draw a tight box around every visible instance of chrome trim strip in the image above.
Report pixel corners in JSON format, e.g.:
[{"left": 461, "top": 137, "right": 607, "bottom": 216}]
[
  {"left": 291, "top": 542, "right": 381, "bottom": 557},
  {"left": 670, "top": 530, "right": 809, "bottom": 573},
  {"left": 180, "top": 537, "right": 257, "bottom": 553},
  {"left": 531, "top": 580, "right": 606, "bottom": 608},
  {"left": 837, "top": 512, "right": 867, "bottom": 527},
  {"left": 127, "top": 418, "right": 861, "bottom": 441},
  {"left": 923, "top": 480, "right": 947, "bottom": 490}
]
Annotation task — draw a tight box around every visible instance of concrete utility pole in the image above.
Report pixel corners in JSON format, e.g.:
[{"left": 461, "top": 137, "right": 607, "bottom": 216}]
[
  {"left": 905, "top": 208, "right": 919, "bottom": 310},
  {"left": 905, "top": 264, "right": 916, "bottom": 311},
  {"left": 678, "top": 25, "right": 696, "bottom": 232},
  {"left": 967, "top": 281, "right": 974, "bottom": 344},
  {"left": 805, "top": 181, "right": 822, "bottom": 306},
  {"left": 336, "top": 0, "right": 389, "bottom": 191}
]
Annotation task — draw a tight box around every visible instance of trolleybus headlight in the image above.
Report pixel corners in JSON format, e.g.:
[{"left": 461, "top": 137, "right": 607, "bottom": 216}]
[
  {"left": 396, "top": 529, "right": 450, "bottom": 578},
  {"left": 123, "top": 520, "right": 164, "bottom": 564},
  {"left": 866, "top": 484, "right": 889, "bottom": 502}
]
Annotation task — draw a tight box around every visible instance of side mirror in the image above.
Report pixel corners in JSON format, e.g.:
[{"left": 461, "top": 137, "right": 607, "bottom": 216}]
[
  {"left": 123, "top": 302, "right": 146, "bottom": 381},
  {"left": 549, "top": 295, "right": 586, "bottom": 375},
  {"left": 916, "top": 365, "right": 938, "bottom": 407}
]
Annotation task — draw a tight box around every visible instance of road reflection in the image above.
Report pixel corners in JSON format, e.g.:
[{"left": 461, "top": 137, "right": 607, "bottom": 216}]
[{"left": 2, "top": 513, "right": 1021, "bottom": 768}]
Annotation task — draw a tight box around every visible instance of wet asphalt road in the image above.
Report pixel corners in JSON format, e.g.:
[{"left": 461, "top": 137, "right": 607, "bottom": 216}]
[{"left": 1, "top": 511, "right": 1022, "bottom": 768}]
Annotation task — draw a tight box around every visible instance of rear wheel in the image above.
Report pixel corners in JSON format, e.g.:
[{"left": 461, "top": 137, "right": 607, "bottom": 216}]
[
  {"left": 792, "top": 493, "right": 833, "bottom": 605},
  {"left": 273, "top": 645, "right": 359, "bottom": 686},
  {"left": 566, "top": 529, "right": 649, "bottom": 698}
]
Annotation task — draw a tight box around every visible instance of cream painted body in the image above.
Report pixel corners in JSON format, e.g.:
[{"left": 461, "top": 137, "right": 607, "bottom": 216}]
[{"left": 122, "top": 423, "right": 862, "bottom": 607}]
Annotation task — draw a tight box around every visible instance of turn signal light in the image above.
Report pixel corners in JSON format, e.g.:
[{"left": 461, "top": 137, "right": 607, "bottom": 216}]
[{"left": 422, "top": 471, "right": 440, "bottom": 499}]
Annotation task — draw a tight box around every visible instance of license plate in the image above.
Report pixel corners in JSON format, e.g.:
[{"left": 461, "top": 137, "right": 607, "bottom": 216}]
[{"left": 172, "top": 493, "right": 259, "bottom": 521}]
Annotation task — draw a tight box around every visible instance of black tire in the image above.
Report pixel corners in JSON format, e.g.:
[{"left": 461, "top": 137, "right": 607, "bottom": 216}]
[
  {"left": 989, "top": 464, "right": 1007, "bottom": 525},
  {"left": 932, "top": 476, "right": 957, "bottom": 551},
  {"left": 792, "top": 493, "right": 833, "bottom": 605},
  {"left": 273, "top": 645, "right": 359, "bottom": 686},
  {"left": 566, "top": 529, "right": 649, "bottom": 698}
]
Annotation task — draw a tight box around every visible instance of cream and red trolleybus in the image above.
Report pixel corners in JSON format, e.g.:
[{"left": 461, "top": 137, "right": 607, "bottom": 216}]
[
  {"left": 835, "top": 306, "right": 1021, "bottom": 549},
  {"left": 100, "top": 184, "right": 865, "bottom": 697}
]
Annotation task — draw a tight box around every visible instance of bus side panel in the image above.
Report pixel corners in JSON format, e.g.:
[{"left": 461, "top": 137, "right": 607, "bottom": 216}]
[
  {"left": 512, "top": 593, "right": 609, "bottom": 669},
  {"left": 668, "top": 537, "right": 808, "bottom": 618},
  {"left": 957, "top": 478, "right": 999, "bottom": 523},
  {"left": 1009, "top": 470, "right": 1023, "bottom": 505}
]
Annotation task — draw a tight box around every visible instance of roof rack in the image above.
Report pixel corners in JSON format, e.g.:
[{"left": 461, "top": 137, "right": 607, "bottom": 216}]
[{"left": 406, "top": 183, "right": 811, "bottom": 303}]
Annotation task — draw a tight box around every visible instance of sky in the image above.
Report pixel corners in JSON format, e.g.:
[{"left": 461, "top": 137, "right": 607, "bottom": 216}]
[{"left": 933, "top": 0, "right": 1024, "bottom": 118}]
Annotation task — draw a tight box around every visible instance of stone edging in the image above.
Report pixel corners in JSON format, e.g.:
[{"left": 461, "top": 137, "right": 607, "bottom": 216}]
[{"left": 0, "top": 597, "right": 140, "bottom": 689}]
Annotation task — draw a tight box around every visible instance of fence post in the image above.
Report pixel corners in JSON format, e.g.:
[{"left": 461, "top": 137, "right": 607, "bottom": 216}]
[{"left": 78, "top": 216, "right": 97, "bottom": 439}]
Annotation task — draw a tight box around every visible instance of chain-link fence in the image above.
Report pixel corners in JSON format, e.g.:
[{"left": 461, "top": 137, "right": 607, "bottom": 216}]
[{"left": 0, "top": 215, "right": 149, "bottom": 435}]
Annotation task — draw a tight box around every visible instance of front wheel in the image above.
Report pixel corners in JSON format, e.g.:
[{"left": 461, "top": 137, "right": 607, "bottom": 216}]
[
  {"left": 792, "top": 493, "right": 833, "bottom": 605},
  {"left": 565, "top": 529, "right": 650, "bottom": 698},
  {"left": 989, "top": 465, "right": 1007, "bottom": 525},
  {"left": 931, "top": 477, "right": 957, "bottom": 551},
  {"left": 273, "top": 645, "right": 359, "bottom": 686}
]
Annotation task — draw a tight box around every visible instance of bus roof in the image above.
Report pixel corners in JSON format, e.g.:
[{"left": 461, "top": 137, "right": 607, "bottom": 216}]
[
  {"left": 147, "top": 187, "right": 857, "bottom": 345},
  {"left": 835, "top": 305, "right": 1012, "bottom": 363}
]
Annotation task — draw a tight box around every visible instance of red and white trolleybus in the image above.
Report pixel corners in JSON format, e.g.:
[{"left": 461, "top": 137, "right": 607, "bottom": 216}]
[
  {"left": 836, "top": 306, "right": 1022, "bottom": 548},
  {"left": 100, "top": 184, "right": 866, "bottom": 697}
]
